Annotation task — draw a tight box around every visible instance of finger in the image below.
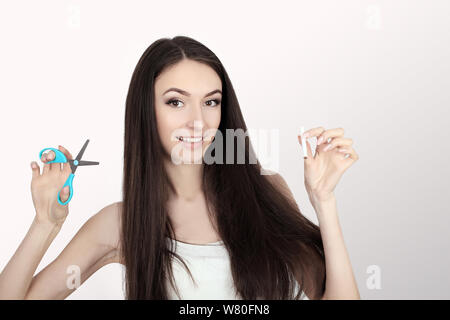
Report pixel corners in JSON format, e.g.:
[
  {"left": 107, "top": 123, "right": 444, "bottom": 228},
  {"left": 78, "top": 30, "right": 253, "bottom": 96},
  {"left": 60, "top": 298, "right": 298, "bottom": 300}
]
[
  {"left": 47, "top": 150, "right": 61, "bottom": 172},
  {"left": 316, "top": 127, "right": 345, "bottom": 146},
  {"left": 302, "top": 127, "right": 326, "bottom": 141},
  {"left": 60, "top": 185, "right": 70, "bottom": 202},
  {"left": 58, "top": 145, "right": 73, "bottom": 159},
  {"left": 342, "top": 148, "right": 359, "bottom": 162},
  {"left": 30, "top": 161, "right": 40, "bottom": 178},
  {"left": 42, "top": 153, "right": 51, "bottom": 174},
  {"left": 41, "top": 151, "right": 51, "bottom": 164},
  {"left": 322, "top": 137, "right": 353, "bottom": 152},
  {"left": 58, "top": 145, "right": 73, "bottom": 172}
]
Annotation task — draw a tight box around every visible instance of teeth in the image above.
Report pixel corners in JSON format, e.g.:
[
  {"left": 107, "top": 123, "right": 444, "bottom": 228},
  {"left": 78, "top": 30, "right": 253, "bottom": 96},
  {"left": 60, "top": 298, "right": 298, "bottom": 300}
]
[{"left": 178, "top": 136, "right": 202, "bottom": 143}]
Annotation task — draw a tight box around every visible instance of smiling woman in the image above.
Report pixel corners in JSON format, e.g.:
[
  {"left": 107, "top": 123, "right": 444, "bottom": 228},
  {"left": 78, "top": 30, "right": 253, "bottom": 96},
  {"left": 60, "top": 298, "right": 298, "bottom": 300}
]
[
  {"left": 0, "top": 35, "right": 327, "bottom": 301},
  {"left": 121, "top": 36, "right": 326, "bottom": 300},
  {"left": 154, "top": 60, "right": 222, "bottom": 165}
]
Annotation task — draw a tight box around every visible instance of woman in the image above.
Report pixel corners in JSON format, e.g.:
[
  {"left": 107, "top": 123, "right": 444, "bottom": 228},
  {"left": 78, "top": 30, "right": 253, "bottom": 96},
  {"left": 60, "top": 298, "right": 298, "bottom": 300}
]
[{"left": 0, "top": 36, "right": 360, "bottom": 300}]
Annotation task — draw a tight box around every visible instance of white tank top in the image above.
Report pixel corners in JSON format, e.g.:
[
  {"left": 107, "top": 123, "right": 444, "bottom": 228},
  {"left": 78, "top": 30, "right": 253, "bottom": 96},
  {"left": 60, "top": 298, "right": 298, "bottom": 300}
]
[{"left": 166, "top": 238, "right": 309, "bottom": 300}]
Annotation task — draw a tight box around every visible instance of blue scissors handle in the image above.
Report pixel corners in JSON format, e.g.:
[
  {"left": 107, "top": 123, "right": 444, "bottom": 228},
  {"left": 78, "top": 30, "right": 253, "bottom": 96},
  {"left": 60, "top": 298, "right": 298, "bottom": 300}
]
[
  {"left": 39, "top": 147, "right": 72, "bottom": 206},
  {"left": 39, "top": 148, "right": 67, "bottom": 163},
  {"left": 58, "top": 173, "right": 74, "bottom": 206},
  {"left": 39, "top": 140, "right": 98, "bottom": 207}
]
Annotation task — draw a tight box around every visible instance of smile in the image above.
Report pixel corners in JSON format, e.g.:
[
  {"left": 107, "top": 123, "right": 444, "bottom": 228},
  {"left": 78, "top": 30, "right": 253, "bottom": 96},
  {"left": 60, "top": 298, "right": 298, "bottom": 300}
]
[{"left": 176, "top": 136, "right": 203, "bottom": 143}]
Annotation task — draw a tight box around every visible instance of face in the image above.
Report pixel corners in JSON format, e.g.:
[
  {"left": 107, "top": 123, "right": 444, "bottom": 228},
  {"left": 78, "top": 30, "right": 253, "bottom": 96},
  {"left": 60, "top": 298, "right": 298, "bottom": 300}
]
[{"left": 154, "top": 59, "right": 222, "bottom": 164}]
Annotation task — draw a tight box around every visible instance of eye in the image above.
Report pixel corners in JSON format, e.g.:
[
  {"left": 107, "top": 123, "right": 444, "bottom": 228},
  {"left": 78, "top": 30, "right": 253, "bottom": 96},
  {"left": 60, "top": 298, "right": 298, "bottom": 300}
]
[
  {"left": 166, "top": 99, "right": 184, "bottom": 108},
  {"left": 205, "top": 99, "right": 221, "bottom": 107}
]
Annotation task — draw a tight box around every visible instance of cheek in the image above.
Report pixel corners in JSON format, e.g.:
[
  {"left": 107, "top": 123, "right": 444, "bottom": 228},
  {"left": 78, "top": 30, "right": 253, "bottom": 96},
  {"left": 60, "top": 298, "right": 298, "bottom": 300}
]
[
  {"left": 155, "top": 109, "right": 182, "bottom": 148},
  {"left": 204, "top": 108, "right": 221, "bottom": 129}
]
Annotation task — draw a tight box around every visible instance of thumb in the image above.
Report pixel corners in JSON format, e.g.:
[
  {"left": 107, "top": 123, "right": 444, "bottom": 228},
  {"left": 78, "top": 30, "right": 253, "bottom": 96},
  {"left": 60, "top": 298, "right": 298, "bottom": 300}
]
[{"left": 58, "top": 145, "right": 73, "bottom": 160}]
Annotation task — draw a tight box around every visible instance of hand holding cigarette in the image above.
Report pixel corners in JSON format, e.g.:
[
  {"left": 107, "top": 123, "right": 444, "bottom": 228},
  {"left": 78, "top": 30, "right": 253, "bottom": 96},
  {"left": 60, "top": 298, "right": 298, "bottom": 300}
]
[{"left": 297, "top": 126, "right": 360, "bottom": 204}]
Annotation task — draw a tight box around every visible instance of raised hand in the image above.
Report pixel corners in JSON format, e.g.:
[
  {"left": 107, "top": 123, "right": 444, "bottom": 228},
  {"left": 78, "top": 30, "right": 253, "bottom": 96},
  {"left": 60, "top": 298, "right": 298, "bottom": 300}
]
[
  {"left": 298, "top": 127, "right": 359, "bottom": 204},
  {"left": 30, "top": 145, "right": 74, "bottom": 227}
]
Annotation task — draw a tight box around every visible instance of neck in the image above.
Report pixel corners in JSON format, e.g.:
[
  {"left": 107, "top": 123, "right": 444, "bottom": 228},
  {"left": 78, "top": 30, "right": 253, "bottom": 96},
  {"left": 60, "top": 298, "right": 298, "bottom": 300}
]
[{"left": 164, "top": 158, "right": 204, "bottom": 201}]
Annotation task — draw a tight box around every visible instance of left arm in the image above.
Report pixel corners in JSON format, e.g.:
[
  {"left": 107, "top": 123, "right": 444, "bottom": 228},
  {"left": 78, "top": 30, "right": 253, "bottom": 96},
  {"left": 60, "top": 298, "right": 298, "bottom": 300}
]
[
  {"left": 309, "top": 194, "right": 360, "bottom": 300},
  {"left": 299, "top": 126, "right": 361, "bottom": 300},
  {"left": 268, "top": 173, "right": 360, "bottom": 300},
  {"left": 272, "top": 125, "right": 361, "bottom": 300}
]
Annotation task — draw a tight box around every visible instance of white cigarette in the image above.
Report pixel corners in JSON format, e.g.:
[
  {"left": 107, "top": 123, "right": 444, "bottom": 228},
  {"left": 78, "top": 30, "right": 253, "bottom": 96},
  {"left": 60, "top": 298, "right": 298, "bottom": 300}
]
[{"left": 300, "top": 126, "right": 308, "bottom": 159}]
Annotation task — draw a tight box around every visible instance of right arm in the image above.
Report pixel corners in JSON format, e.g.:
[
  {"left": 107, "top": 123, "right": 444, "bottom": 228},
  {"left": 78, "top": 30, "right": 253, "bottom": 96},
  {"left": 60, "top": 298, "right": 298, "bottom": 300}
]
[
  {"left": 0, "top": 203, "right": 121, "bottom": 300},
  {"left": 0, "top": 146, "right": 122, "bottom": 299},
  {"left": 0, "top": 217, "right": 61, "bottom": 299},
  {"left": 25, "top": 202, "right": 121, "bottom": 300}
]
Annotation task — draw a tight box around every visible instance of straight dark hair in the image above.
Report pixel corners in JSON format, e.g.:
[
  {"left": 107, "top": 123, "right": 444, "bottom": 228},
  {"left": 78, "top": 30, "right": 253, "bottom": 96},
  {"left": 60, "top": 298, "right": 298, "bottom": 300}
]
[{"left": 121, "top": 35, "right": 326, "bottom": 300}]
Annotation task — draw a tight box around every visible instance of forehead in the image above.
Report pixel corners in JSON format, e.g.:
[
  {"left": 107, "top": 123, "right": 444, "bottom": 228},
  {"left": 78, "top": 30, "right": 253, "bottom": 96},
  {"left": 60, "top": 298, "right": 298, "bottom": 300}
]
[{"left": 154, "top": 59, "right": 222, "bottom": 95}]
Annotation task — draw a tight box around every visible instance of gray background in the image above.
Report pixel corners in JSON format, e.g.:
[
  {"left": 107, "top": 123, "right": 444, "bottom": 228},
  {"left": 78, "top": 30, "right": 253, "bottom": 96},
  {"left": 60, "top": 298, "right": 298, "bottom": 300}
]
[{"left": 0, "top": 0, "right": 448, "bottom": 299}]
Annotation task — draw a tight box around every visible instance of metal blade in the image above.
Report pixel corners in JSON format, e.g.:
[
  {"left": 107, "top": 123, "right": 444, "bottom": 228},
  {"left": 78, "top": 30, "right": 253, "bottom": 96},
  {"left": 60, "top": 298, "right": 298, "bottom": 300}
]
[
  {"left": 75, "top": 139, "right": 90, "bottom": 162},
  {"left": 77, "top": 160, "right": 99, "bottom": 166}
]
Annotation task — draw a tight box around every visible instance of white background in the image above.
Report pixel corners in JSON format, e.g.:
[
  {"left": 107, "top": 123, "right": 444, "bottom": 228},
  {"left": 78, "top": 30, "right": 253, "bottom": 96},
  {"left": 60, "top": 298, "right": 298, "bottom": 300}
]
[{"left": 0, "top": 0, "right": 449, "bottom": 299}]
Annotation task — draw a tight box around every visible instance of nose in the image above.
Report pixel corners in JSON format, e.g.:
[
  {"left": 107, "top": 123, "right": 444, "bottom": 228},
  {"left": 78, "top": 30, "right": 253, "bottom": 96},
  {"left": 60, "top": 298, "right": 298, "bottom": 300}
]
[{"left": 186, "top": 104, "right": 205, "bottom": 133}]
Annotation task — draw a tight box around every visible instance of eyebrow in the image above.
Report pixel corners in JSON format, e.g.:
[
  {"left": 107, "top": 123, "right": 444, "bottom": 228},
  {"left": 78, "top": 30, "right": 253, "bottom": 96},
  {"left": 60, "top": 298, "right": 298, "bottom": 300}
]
[{"left": 163, "top": 87, "right": 222, "bottom": 98}]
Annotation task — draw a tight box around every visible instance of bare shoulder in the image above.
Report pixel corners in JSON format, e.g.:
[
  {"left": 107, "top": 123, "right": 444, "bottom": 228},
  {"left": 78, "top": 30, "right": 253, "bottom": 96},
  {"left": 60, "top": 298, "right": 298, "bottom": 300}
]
[
  {"left": 264, "top": 170, "right": 300, "bottom": 209},
  {"left": 264, "top": 170, "right": 292, "bottom": 197},
  {"left": 87, "top": 201, "right": 123, "bottom": 264}
]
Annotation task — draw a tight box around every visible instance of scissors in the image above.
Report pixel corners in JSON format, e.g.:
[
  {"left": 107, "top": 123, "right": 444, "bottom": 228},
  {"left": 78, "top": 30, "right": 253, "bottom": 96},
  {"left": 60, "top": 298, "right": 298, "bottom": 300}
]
[{"left": 38, "top": 139, "right": 99, "bottom": 206}]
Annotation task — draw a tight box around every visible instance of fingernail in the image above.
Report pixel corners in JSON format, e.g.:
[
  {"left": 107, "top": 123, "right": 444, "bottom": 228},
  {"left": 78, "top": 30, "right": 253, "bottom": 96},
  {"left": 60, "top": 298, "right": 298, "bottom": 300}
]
[
  {"left": 323, "top": 144, "right": 332, "bottom": 151},
  {"left": 317, "top": 137, "right": 324, "bottom": 145}
]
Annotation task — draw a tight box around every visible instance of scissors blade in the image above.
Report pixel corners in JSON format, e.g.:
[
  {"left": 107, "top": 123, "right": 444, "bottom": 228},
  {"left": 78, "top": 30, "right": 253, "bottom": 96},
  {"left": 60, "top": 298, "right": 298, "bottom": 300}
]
[
  {"left": 68, "top": 160, "right": 99, "bottom": 173},
  {"left": 75, "top": 139, "right": 90, "bottom": 162},
  {"left": 76, "top": 160, "right": 100, "bottom": 166}
]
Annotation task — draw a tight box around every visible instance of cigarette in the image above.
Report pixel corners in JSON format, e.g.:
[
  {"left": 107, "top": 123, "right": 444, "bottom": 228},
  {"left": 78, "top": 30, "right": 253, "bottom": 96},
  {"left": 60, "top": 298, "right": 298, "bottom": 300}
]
[{"left": 300, "top": 126, "right": 308, "bottom": 159}]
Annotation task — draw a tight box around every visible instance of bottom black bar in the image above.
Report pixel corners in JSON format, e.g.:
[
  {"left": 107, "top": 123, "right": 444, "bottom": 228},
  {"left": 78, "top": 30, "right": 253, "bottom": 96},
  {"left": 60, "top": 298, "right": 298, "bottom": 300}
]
[{"left": 1, "top": 300, "right": 448, "bottom": 319}]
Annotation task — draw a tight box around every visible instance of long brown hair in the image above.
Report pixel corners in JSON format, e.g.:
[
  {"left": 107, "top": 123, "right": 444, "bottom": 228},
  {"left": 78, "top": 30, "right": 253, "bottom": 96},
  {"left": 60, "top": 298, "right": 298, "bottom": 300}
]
[{"left": 121, "top": 35, "right": 326, "bottom": 300}]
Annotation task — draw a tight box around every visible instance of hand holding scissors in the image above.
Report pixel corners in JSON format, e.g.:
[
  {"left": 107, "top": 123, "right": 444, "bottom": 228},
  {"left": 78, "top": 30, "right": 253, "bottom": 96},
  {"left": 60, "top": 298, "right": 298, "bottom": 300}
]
[{"left": 38, "top": 139, "right": 99, "bottom": 206}]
